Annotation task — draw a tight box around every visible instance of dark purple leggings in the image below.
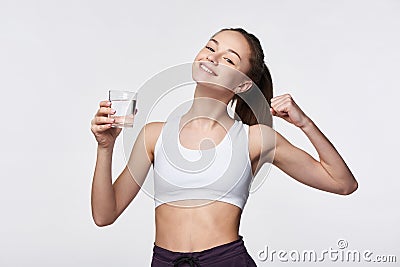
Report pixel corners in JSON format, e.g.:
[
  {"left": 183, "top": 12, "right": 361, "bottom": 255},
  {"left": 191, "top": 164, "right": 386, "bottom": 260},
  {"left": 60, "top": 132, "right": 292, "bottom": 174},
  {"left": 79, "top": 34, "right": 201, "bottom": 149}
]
[{"left": 151, "top": 235, "right": 257, "bottom": 267}]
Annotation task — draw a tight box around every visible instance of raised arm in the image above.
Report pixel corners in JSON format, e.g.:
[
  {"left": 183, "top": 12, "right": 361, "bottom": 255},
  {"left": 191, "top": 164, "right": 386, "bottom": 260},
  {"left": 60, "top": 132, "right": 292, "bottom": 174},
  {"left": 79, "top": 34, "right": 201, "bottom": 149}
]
[
  {"left": 90, "top": 100, "right": 161, "bottom": 226},
  {"left": 252, "top": 94, "right": 358, "bottom": 195}
]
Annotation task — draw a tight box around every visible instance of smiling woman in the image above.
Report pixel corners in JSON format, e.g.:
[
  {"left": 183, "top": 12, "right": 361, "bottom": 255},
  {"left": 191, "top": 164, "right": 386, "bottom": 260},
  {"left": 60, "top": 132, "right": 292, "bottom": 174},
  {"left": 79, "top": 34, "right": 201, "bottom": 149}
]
[{"left": 90, "top": 27, "right": 358, "bottom": 267}]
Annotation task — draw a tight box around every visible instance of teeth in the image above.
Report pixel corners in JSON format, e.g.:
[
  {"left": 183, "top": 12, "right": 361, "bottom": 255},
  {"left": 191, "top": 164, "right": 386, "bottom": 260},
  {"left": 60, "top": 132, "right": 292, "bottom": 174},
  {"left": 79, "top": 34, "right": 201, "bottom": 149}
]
[{"left": 200, "top": 64, "right": 214, "bottom": 75}]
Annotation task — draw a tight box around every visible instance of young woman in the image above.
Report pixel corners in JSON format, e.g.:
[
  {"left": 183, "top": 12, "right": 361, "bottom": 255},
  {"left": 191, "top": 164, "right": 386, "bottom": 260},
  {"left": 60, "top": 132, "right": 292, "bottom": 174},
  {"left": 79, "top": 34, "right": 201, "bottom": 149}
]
[{"left": 90, "top": 28, "right": 358, "bottom": 266}]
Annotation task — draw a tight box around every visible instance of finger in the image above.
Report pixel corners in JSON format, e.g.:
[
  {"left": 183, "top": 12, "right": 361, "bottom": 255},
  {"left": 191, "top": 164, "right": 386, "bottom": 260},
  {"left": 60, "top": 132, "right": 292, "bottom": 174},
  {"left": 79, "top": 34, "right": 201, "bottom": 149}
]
[
  {"left": 271, "top": 93, "right": 292, "bottom": 104},
  {"left": 273, "top": 102, "right": 290, "bottom": 116},
  {"left": 99, "top": 100, "right": 112, "bottom": 107},
  {"left": 96, "top": 107, "right": 116, "bottom": 117},
  {"left": 270, "top": 94, "right": 287, "bottom": 102},
  {"left": 271, "top": 95, "right": 293, "bottom": 110},
  {"left": 271, "top": 97, "right": 287, "bottom": 110},
  {"left": 94, "top": 116, "right": 115, "bottom": 125},
  {"left": 270, "top": 95, "right": 286, "bottom": 107}
]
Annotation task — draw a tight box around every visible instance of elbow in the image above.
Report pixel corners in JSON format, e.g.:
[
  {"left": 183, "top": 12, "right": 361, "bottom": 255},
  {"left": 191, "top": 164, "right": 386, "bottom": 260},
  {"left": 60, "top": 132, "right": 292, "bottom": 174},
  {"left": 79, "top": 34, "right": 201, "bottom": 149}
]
[
  {"left": 92, "top": 214, "right": 116, "bottom": 227},
  {"left": 339, "top": 180, "right": 358, "bottom": 195},
  {"left": 94, "top": 220, "right": 113, "bottom": 227}
]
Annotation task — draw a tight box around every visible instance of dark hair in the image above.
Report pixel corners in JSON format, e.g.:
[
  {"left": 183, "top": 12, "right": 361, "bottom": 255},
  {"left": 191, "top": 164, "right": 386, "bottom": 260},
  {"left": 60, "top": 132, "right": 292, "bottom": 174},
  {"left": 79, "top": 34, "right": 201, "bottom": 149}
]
[{"left": 212, "top": 28, "right": 273, "bottom": 126}]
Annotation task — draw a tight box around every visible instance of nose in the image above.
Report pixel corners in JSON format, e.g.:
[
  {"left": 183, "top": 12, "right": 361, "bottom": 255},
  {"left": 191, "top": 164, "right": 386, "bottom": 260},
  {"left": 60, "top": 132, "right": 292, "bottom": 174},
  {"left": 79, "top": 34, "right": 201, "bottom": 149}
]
[{"left": 206, "top": 53, "right": 218, "bottom": 65}]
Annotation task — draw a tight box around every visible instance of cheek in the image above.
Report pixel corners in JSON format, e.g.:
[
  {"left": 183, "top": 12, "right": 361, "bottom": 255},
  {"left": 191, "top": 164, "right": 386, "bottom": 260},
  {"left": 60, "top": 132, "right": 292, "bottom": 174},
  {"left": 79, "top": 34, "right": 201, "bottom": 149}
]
[
  {"left": 194, "top": 50, "right": 204, "bottom": 60},
  {"left": 218, "top": 66, "right": 249, "bottom": 90}
]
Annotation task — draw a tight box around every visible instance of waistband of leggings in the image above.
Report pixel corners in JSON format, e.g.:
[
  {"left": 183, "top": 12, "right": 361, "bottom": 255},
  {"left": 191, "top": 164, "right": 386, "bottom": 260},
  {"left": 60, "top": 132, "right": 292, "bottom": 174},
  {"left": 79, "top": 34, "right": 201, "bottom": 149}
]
[{"left": 152, "top": 235, "right": 248, "bottom": 264}]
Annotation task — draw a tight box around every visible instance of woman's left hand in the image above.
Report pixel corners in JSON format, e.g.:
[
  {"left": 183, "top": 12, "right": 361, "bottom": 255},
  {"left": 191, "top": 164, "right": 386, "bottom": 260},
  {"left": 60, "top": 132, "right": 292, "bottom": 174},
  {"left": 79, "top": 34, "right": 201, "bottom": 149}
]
[{"left": 270, "top": 93, "right": 310, "bottom": 128}]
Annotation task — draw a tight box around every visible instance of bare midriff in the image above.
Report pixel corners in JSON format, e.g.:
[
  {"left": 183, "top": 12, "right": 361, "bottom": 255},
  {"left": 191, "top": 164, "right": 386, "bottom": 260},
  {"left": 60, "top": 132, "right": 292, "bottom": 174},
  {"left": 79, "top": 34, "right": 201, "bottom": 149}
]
[{"left": 154, "top": 200, "right": 242, "bottom": 252}]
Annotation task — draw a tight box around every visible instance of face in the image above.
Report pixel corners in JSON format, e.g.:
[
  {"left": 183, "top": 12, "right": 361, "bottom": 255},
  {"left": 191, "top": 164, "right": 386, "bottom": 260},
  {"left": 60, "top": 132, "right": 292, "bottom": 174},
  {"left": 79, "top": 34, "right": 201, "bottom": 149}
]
[{"left": 192, "top": 30, "right": 253, "bottom": 94}]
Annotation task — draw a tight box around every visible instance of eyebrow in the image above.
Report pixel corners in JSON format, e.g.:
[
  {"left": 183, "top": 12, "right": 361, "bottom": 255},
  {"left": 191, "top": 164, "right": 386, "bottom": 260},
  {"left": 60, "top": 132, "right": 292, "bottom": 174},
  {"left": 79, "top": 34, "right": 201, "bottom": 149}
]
[{"left": 209, "top": 38, "right": 241, "bottom": 60}]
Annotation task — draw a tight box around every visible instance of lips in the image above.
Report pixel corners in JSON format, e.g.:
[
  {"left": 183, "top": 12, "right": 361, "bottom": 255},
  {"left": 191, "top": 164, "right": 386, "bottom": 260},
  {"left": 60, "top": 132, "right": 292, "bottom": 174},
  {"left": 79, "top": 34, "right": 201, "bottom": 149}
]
[{"left": 199, "top": 62, "right": 217, "bottom": 76}]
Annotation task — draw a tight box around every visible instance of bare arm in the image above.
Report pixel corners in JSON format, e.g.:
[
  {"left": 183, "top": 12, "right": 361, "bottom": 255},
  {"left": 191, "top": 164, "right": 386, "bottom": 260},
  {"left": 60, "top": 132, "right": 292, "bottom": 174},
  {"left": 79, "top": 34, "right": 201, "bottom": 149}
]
[
  {"left": 91, "top": 145, "right": 119, "bottom": 226},
  {"left": 253, "top": 93, "right": 358, "bottom": 195},
  {"left": 90, "top": 100, "right": 161, "bottom": 226},
  {"left": 91, "top": 124, "right": 154, "bottom": 226},
  {"left": 273, "top": 119, "right": 358, "bottom": 195}
]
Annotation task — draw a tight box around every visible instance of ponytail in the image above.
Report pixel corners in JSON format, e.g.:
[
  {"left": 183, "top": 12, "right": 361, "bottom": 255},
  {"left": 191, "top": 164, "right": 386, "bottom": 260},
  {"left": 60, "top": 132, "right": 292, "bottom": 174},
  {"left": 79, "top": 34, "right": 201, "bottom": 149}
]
[
  {"left": 215, "top": 28, "right": 273, "bottom": 126},
  {"left": 231, "top": 62, "right": 273, "bottom": 126}
]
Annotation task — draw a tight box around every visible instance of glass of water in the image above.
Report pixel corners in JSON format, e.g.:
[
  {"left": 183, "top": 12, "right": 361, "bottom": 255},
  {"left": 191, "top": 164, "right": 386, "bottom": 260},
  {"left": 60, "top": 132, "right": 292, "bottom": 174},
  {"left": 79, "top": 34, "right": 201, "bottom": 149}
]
[{"left": 108, "top": 90, "right": 137, "bottom": 128}]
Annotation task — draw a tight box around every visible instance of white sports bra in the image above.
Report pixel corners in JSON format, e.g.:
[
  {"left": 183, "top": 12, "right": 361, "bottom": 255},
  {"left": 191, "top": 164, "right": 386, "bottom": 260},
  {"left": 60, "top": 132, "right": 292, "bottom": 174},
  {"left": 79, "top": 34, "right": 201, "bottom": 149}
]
[{"left": 153, "top": 115, "right": 254, "bottom": 210}]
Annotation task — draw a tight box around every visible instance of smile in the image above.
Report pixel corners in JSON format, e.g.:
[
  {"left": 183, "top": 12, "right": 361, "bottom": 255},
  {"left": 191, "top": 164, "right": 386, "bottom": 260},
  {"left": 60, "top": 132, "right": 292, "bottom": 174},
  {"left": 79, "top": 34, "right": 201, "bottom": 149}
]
[{"left": 200, "top": 63, "right": 216, "bottom": 76}]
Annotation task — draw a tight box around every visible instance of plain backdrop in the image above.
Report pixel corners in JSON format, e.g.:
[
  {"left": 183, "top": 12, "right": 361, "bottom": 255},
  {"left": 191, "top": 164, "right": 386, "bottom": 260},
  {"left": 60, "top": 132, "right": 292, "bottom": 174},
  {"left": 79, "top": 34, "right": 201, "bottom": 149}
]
[{"left": 0, "top": 0, "right": 399, "bottom": 266}]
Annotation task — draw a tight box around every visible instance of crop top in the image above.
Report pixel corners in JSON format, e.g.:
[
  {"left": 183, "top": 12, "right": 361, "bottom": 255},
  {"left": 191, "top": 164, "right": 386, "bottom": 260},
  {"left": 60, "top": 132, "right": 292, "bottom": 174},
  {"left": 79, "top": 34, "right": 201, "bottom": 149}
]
[{"left": 152, "top": 115, "right": 254, "bottom": 210}]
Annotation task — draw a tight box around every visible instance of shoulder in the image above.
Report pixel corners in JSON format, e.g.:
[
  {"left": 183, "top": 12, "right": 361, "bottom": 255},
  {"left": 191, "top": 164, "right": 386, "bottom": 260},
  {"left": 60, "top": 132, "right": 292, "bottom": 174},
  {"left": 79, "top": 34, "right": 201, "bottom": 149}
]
[
  {"left": 142, "top": 121, "right": 165, "bottom": 139},
  {"left": 140, "top": 121, "right": 166, "bottom": 159},
  {"left": 248, "top": 124, "right": 277, "bottom": 161},
  {"left": 248, "top": 124, "right": 276, "bottom": 145}
]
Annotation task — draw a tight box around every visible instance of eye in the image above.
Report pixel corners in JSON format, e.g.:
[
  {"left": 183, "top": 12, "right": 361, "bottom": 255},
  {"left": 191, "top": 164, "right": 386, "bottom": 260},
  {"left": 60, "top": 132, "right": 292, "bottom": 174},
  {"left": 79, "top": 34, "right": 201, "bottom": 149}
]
[
  {"left": 224, "top": 57, "right": 235, "bottom": 65},
  {"left": 206, "top": 46, "right": 215, "bottom": 52}
]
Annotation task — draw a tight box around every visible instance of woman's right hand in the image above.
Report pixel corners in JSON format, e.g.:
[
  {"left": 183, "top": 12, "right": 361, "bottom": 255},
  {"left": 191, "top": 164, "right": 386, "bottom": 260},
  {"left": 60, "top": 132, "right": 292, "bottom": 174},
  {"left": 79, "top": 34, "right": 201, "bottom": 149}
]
[{"left": 91, "top": 100, "right": 122, "bottom": 149}]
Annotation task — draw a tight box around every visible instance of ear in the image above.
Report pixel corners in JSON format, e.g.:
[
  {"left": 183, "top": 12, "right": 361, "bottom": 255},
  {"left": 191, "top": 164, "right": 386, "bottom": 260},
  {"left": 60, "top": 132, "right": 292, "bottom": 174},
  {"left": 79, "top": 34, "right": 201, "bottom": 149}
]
[{"left": 234, "top": 80, "right": 253, "bottom": 94}]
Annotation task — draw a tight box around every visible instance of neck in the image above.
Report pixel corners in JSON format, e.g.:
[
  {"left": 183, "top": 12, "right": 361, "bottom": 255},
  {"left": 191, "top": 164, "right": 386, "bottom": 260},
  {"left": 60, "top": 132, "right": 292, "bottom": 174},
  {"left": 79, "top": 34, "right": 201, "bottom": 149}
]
[{"left": 182, "top": 83, "right": 235, "bottom": 129}]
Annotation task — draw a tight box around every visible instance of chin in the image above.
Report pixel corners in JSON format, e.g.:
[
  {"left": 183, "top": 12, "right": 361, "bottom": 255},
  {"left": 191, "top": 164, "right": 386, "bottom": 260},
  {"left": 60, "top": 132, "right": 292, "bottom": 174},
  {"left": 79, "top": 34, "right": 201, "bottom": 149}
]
[{"left": 196, "top": 80, "right": 236, "bottom": 95}]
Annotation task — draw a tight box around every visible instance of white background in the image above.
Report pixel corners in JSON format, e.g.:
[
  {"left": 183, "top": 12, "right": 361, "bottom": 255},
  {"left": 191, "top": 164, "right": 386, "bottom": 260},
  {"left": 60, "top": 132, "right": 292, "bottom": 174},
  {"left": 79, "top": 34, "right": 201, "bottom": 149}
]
[{"left": 1, "top": 0, "right": 399, "bottom": 266}]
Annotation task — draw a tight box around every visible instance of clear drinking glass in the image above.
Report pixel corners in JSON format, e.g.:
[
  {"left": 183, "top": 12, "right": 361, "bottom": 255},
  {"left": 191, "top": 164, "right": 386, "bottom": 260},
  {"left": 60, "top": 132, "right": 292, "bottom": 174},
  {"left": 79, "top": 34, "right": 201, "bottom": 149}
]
[{"left": 108, "top": 90, "right": 137, "bottom": 128}]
